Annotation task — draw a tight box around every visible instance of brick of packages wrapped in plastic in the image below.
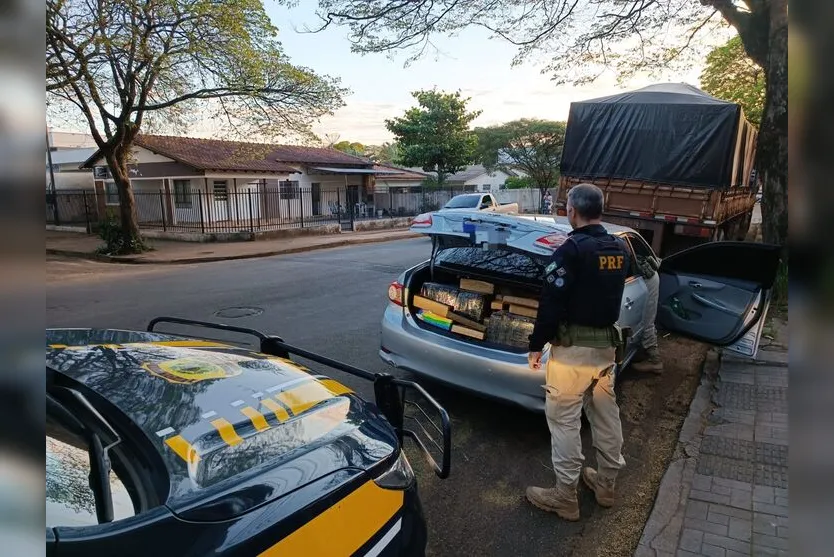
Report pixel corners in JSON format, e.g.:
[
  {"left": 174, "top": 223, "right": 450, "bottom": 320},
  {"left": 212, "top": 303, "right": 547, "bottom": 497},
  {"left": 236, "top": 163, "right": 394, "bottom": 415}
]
[
  {"left": 420, "top": 282, "right": 459, "bottom": 307},
  {"left": 486, "top": 311, "right": 536, "bottom": 349},
  {"left": 420, "top": 282, "right": 486, "bottom": 322},
  {"left": 454, "top": 290, "right": 486, "bottom": 322}
]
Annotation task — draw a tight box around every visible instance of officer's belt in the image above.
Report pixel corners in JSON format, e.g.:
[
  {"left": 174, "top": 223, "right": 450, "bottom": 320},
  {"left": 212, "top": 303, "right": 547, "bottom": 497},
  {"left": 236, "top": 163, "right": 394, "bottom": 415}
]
[{"left": 553, "top": 323, "right": 624, "bottom": 349}]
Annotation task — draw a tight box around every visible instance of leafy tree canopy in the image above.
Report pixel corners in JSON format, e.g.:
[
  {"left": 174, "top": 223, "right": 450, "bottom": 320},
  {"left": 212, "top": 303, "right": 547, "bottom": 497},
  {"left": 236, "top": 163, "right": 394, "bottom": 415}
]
[
  {"left": 700, "top": 36, "right": 765, "bottom": 126},
  {"left": 475, "top": 119, "right": 565, "bottom": 193},
  {"left": 385, "top": 89, "right": 481, "bottom": 185}
]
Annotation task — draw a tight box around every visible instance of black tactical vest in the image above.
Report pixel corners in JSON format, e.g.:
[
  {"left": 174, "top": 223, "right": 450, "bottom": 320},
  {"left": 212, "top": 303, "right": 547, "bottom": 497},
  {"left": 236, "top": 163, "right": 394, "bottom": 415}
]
[{"left": 563, "top": 226, "right": 629, "bottom": 328}]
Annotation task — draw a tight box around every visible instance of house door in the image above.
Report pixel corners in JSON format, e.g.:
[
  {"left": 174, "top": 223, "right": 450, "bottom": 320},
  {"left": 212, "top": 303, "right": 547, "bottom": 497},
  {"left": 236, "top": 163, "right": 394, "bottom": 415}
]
[{"left": 311, "top": 183, "right": 321, "bottom": 216}]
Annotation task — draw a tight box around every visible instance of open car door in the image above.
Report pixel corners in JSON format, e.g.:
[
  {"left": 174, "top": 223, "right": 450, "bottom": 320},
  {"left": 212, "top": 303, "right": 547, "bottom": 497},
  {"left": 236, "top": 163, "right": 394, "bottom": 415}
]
[{"left": 657, "top": 242, "right": 782, "bottom": 358}]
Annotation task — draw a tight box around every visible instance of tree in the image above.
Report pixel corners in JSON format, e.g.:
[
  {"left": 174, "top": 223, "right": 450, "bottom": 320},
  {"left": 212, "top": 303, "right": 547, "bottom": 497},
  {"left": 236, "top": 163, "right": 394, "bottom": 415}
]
[
  {"left": 700, "top": 36, "right": 765, "bottom": 127},
  {"left": 504, "top": 176, "right": 533, "bottom": 189},
  {"left": 47, "top": 0, "right": 346, "bottom": 253},
  {"left": 475, "top": 119, "right": 566, "bottom": 196},
  {"left": 293, "top": 0, "right": 787, "bottom": 247},
  {"left": 366, "top": 142, "right": 400, "bottom": 165},
  {"left": 332, "top": 140, "right": 366, "bottom": 156},
  {"left": 385, "top": 89, "right": 481, "bottom": 186}
]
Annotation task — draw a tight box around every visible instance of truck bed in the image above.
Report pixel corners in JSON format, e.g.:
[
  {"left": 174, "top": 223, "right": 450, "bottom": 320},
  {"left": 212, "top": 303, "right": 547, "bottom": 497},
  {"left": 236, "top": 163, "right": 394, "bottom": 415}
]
[{"left": 557, "top": 176, "right": 755, "bottom": 224}]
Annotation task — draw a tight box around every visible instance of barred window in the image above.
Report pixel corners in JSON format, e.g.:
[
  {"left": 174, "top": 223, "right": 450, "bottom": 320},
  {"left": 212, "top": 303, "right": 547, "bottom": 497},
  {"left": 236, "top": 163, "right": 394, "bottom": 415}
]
[
  {"left": 213, "top": 180, "right": 228, "bottom": 201},
  {"left": 279, "top": 180, "right": 299, "bottom": 200},
  {"left": 173, "top": 180, "right": 191, "bottom": 207},
  {"left": 105, "top": 182, "right": 119, "bottom": 205}
]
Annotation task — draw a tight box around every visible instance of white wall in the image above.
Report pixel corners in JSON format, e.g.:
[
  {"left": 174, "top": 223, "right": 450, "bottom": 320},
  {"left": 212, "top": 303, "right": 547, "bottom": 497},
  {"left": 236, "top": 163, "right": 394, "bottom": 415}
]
[
  {"left": 495, "top": 188, "right": 543, "bottom": 213},
  {"left": 464, "top": 170, "right": 511, "bottom": 192},
  {"left": 48, "top": 170, "right": 94, "bottom": 191}
]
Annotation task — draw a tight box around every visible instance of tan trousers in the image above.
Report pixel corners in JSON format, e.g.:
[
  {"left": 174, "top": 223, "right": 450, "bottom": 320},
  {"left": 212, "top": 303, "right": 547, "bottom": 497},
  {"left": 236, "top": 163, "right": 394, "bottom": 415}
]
[{"left": 544, "top": 345, "right": 626, "bottom": 485}]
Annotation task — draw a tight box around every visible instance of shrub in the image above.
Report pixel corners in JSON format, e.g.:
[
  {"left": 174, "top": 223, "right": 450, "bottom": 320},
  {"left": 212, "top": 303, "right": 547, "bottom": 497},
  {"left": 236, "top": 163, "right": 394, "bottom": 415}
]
[
  {"left": 96, "top": 211, "right": 149, "bottom": 255},
  {"left": 504, "top": 176, "right": 533, "bottom": 189}
]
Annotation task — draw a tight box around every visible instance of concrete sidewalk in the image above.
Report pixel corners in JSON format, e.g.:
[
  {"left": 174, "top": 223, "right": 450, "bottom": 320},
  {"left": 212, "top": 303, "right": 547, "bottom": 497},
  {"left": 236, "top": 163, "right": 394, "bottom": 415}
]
[
  {"left": 46, "top": 228, "right": 424, "bottom": 264},
  {"left": 637, "top": 318, "right": 788, "bottom": 557}
]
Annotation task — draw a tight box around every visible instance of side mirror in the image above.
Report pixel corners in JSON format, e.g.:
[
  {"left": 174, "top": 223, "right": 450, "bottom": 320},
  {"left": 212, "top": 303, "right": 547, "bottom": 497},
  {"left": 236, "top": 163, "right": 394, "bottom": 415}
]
[
  {"left": 479, "top": 203, "right": 490, "bottom": 209},
  {"left": 374, "top": 375, "right": 451, "bottom": 479}
]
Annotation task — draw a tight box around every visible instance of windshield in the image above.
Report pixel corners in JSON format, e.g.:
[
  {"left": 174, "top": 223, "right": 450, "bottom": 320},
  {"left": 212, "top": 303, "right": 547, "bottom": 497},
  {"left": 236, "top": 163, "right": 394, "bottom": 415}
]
[
  {"left": 443, "top": 194, "right": 482, "bottom": 209},
  {"left": 434, "top": 247, "right": 546, "bottom": 282}
]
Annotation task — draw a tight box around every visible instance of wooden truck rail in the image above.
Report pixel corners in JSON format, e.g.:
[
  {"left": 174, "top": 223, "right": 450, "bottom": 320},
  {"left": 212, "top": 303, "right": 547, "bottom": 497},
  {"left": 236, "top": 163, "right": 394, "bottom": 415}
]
[{"left": 556, "top": 176, "right": 756, "bottom": 255}]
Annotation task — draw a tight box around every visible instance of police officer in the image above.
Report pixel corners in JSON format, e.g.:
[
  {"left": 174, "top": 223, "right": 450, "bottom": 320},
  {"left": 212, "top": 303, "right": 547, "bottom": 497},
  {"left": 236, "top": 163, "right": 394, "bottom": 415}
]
[{"left": 525, "top": 183, "right": 630, "bottom": 521}]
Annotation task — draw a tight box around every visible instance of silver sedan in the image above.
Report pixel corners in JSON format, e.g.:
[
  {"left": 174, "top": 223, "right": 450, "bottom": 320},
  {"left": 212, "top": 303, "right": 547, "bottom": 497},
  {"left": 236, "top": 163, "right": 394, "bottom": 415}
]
[{"left": 380, "top": 210, "right": 780, "bottom": 412}]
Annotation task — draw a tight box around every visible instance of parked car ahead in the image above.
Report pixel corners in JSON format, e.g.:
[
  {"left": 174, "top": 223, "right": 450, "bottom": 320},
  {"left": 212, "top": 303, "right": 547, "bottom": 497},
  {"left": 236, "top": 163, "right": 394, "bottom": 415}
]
[
  {"left": 380, "top": 210, "right": 782, "bottom": 412},
  {"left": 439, "top": 193, "right": 518, "bottom": 214}
]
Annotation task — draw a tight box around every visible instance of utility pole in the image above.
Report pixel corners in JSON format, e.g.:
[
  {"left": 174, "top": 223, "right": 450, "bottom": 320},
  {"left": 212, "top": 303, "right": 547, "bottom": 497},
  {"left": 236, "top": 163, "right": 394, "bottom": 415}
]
[{"left": 46, "top": 127, "right": 60, "bottom": 224}]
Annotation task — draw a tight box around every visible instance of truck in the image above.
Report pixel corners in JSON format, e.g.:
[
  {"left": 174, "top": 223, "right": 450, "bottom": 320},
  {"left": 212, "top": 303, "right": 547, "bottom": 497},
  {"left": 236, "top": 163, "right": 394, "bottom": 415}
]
[
  {"left": 555, "top": 83, "right": 759, "bottom": 256},
  {"left": 439, "top": 192, "right": 519, "bottom": 214}
]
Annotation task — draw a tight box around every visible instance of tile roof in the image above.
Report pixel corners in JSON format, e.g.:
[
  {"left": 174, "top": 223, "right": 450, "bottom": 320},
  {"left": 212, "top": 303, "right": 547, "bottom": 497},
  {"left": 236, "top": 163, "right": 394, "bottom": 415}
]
[
  {"left": 82, "top": 134, "right": 373, "bottom": 173},
  {"left": 406, "top": 164, "right": 513, "bottom": 183},
  {"left": 372, "top": 164, "right": 429, "bottom": 181},
  {"left": 134, "top": 135, "right": 373, "bottom": 172}
]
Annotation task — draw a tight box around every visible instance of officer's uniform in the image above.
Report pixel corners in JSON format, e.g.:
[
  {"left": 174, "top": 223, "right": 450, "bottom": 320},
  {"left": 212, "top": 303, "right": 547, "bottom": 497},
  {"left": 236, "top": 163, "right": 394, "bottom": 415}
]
[
  {"left": 529, "top": 223, "right": 631, "bottom": 488},
  {"left": 635, "top": 253, "right": 660, "bottom": 353}
]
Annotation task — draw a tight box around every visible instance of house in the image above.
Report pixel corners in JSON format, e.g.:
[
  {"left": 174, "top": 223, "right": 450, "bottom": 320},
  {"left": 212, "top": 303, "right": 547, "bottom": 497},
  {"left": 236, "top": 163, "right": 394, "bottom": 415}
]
[
  {"left": 371, "top": 164, "right": 430, "bottom": 216},
  {"left": 46, "top": 147, "right": 97, "bottom": 191},
  {"left": 79, "top": 134, "right": 402, "bottom": 229},
  {"left": 408, "top": 165, "right": 515, "bottom": 192},
  {"left": 48, "top": 129, "right": 97, "bottom": 150}
]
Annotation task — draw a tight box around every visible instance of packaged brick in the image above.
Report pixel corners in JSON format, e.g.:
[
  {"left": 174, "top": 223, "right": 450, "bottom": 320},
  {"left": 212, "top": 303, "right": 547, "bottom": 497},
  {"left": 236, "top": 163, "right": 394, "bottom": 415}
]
[
  {"left": 486, "top": 311, "right": 536, "bottom": 349},
  {"left": 420, "top": 282, "right": 486, "bottom": 322}
]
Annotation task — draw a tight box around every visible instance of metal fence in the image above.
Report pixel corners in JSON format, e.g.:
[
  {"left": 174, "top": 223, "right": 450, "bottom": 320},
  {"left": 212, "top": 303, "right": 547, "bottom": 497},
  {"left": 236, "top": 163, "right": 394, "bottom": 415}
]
[{"left": 46, "top": 186, "right": 552, "bottom": 234}]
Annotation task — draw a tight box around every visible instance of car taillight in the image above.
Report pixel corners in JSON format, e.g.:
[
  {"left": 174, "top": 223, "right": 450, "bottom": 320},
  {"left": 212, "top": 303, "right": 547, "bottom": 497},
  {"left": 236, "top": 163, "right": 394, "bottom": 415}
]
[
  {"left": 411, "top": 213, "right": 433, "bottom": 227},
  {"left": 534, "top": 234, "right": 567, "bottom": 251},
  {"left": 388, "top": 281, "right": 404, "bottom": 306}
]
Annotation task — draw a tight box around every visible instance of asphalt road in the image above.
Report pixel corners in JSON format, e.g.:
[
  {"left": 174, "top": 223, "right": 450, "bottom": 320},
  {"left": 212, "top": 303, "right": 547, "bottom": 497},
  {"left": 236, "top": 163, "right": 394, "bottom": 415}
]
[{"left": 47, "top": 239, "right": 707, "bottom": 557}]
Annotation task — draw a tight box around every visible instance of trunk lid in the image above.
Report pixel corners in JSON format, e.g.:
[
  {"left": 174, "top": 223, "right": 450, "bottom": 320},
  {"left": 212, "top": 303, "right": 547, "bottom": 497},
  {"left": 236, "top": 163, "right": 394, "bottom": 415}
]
[{"left": 411, "top": 210, "right": 572, "bottom": 260}]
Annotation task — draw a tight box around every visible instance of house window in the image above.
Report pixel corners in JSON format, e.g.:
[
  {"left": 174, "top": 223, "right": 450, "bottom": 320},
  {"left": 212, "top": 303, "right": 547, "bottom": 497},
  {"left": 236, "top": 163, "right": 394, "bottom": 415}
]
[
  {"left": 213, "top": 180, "right": 228, "bottom": 201},
  {"left": 279, "top": 180, "right": 299, "bottom": 200},
  {"left": 105, "top": 182, "right": 119, "bottom": 205},
  {"left": 173, "top": 180, "right": 191, "bottom": 208}
]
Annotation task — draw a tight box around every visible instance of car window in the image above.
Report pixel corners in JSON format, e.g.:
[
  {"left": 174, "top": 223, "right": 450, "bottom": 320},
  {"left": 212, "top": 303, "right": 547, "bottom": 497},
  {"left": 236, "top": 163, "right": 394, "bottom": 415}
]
[
  {"left": 435, "top": 247, "right": 545, "bottom": 281},
  {"left": 624, "top": 232, "right": 656, "bottom": 278},
  {"left": 443, "top": 194, "right": 480, "bottom": 209},
  {"left": 46, "top": 407, "right": 137, "bottom": 527}
]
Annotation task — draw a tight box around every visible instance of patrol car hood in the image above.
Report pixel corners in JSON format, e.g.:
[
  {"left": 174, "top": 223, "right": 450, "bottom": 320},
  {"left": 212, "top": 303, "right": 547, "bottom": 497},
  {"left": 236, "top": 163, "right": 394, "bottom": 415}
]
[{"left": 46, "top": 329, "right": 398, "bottom": 522}]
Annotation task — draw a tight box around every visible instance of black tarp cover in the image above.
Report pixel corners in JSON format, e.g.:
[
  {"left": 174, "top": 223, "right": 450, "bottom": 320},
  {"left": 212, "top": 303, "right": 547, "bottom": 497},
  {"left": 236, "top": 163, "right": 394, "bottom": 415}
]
[{"left": 560, "top": 83, "right": 747, "bottom": 188}]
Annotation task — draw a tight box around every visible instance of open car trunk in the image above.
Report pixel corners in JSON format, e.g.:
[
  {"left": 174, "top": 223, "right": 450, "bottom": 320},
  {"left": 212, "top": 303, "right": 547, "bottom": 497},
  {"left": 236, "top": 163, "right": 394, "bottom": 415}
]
[{"left": 405, "top": 243, "right": 549, "bottom": 353}]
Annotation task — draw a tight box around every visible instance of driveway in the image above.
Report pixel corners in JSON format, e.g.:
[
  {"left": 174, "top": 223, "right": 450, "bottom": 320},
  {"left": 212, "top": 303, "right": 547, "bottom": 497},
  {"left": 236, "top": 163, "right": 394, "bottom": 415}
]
[{"left": 47, "top": 238, "right": 708, "bottom": 556}]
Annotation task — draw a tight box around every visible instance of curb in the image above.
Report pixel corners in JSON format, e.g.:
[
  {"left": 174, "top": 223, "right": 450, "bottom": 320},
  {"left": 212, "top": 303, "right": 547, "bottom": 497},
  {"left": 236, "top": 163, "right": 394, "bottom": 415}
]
[
  {"left": 47, "top": 232, "right": 424, "bottom": 265},
  {"left": 634, "top": 348, "right": 722, "bottom": 557}
]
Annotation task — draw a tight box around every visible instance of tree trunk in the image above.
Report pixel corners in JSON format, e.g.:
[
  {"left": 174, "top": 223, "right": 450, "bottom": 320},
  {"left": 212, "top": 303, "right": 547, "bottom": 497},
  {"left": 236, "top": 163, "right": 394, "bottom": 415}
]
[
  {"left": 756, "top": 0, "right": 788, "bottom": 247},
  {"left": 106, "top": 150, "right": 143, "bottom": 253}
]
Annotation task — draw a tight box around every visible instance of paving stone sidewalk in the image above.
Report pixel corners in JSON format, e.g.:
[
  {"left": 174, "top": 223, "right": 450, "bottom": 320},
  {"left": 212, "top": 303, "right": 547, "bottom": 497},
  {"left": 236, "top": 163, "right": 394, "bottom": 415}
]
[{"left": 636, "top": 322, "right": 789, "bottom": 557}]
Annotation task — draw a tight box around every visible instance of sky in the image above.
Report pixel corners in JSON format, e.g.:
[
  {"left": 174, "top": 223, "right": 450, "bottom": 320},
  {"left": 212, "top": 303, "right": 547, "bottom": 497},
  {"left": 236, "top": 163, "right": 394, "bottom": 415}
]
[
  {"left": 48, "top": 2, "right": 729, "bottom": 146},
  {"left": 264, "top": 3, "right": 713, "bottom": 145}
]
